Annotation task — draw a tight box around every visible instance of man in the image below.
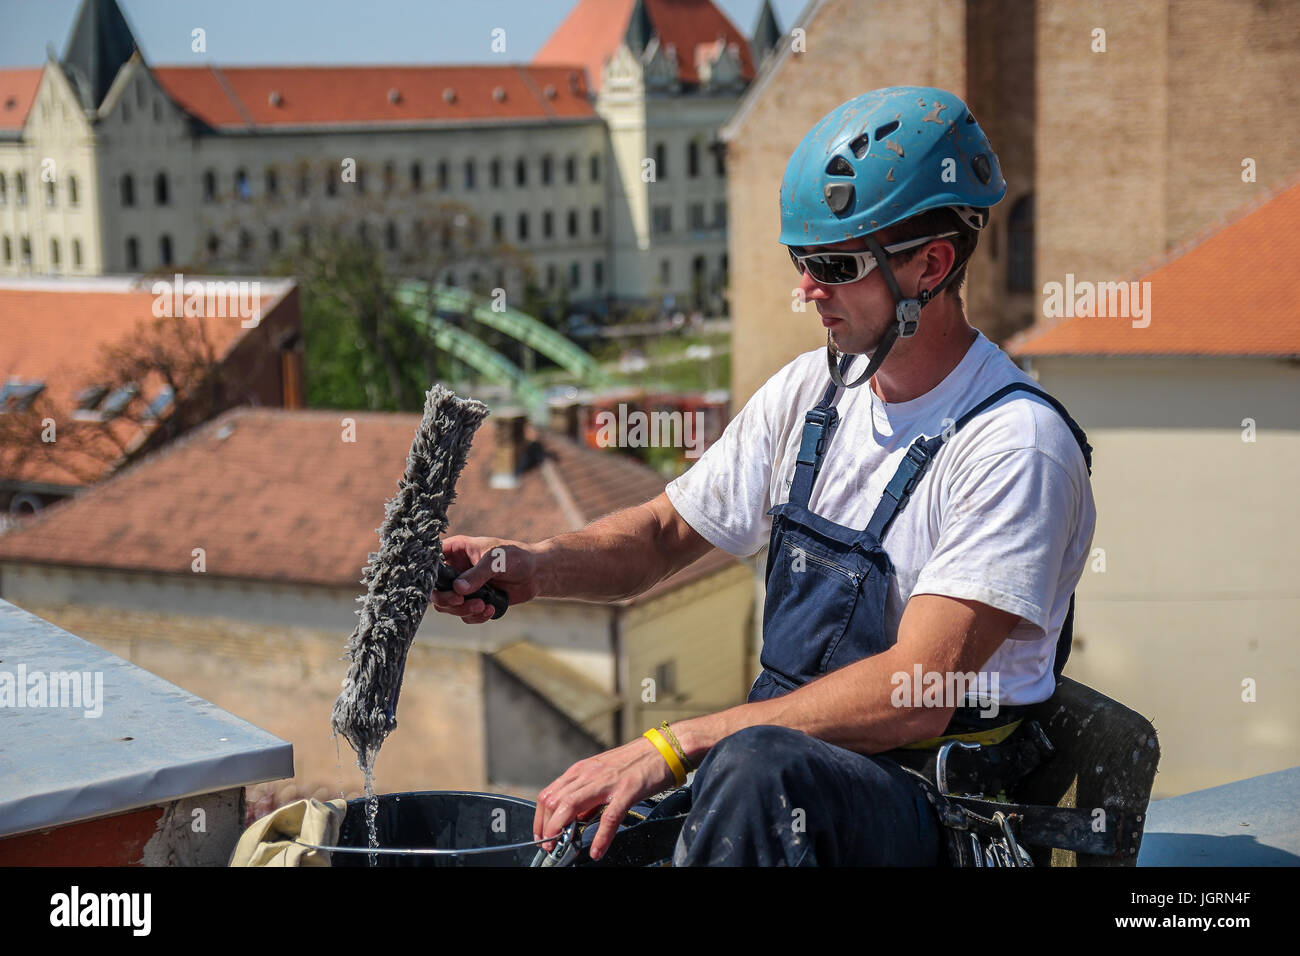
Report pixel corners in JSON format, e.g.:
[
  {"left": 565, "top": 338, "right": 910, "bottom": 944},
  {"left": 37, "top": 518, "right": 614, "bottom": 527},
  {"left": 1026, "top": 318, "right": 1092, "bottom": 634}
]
[{"left": 431, "top": 87, "right": 1095, "bottom": 866}]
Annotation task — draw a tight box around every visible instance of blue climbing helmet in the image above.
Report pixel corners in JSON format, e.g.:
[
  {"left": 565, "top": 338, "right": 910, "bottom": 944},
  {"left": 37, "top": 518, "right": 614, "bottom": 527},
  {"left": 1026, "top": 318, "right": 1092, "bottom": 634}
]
[
  {"left": 780, "top": 87, "right": 1007, "bottom": 389},
  {"left": 779, "top": 86, "right": 1006, "bottom": 246}
]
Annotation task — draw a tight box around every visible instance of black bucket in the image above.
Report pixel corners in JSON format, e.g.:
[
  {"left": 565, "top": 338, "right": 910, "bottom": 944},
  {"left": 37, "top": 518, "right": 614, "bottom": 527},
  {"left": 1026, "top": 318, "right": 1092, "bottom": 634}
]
[{"left": 333, "top": 791, "right": 539, "bottom": 867}]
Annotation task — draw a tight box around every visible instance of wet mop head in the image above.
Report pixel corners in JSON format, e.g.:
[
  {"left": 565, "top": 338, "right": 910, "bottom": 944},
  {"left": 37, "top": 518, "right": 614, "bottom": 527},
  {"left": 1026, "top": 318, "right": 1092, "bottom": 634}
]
[{"left": 330, "top": 384, "right": 490, "bottom": 770}]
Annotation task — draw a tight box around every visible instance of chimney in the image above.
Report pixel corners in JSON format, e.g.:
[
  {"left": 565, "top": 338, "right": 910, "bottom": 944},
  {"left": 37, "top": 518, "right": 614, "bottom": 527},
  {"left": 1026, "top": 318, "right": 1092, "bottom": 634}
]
[
  {"left": 490, "top": 409, "right": 528, "bottom": 489},
  {"left": 548, "top": 398, "right": 580, "bottom": 441}
]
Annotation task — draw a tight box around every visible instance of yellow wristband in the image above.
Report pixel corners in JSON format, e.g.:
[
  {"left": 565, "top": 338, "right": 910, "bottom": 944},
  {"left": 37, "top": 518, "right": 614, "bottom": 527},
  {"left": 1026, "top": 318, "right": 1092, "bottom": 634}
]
[
  {"left": 659, "top": 721, "right": 693, "bottom": 772},
  {"left": 643, "top": 728, "right": 687, "bottom": 786}
]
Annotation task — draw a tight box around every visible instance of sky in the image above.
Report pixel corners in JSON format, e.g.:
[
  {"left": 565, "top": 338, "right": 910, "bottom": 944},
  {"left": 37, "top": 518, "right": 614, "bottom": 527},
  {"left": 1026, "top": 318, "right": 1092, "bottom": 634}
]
[{"left": 0, "top": 0, "right": 810, "bottom": 67}]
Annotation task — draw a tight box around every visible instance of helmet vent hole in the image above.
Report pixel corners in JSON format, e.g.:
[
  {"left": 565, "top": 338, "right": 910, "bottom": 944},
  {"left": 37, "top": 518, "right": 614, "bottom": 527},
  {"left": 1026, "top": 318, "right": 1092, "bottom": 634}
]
[
  {"left": 826, "top": 155, "right": 855, "bottom": 176},
  {"left": 874, "top": 120, "right": 900, "bottom": 141},
  {"left": 971, "top": 153, "right": 992, "bottom": 185},
  {"left": 965, "top": 111, "right": 977, "bottom": 124},
  {"left": 847, "top": 134, "right": 870, "bottom": 159}
]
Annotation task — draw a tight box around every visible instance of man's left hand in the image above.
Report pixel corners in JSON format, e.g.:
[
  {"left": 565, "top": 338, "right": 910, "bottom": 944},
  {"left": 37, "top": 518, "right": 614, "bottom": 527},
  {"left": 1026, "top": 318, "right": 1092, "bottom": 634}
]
[{"left": 533, "top": 736, "right": 678, "bottom": 862}]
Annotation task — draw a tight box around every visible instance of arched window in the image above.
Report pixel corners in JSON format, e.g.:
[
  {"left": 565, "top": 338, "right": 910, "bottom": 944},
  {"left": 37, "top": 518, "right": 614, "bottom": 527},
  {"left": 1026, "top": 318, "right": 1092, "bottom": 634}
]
[
  {"left": 203, "top": 169, "right": 217, "bottom": 202},
  {"left": 159, "top": 234, "right": 173, "bottom": 265},
  {"left": 125, "top": 236, "right": 139, "bottom": 269},
  {"left": 1007, "top": 194, "right": 1034, "bottom": 293},
  {"left": 120, "top": 173, "right": 134, "bottom": 207},
  {"left": 68, "top": 175, "right": 79, "bottom": 205},
  {"left": 154, "top": 172, "right": 169, "bottom": 206}
]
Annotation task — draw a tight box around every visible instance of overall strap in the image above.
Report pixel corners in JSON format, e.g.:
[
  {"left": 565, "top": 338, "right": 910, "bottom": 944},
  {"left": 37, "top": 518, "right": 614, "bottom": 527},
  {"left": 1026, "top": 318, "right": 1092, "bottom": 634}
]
[
  {"left": 788, "top": 353, "right": 856, "bottom": 508},
  {"left": 864, "top": 382, "right": 1094, "bottom": 543}
]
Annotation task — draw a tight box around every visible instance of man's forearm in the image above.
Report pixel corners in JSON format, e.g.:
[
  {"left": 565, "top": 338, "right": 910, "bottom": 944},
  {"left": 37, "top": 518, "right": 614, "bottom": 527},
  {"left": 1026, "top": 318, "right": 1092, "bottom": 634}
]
[
  {"left": 671, "top": 651, "right": 951, "bottom": 767},
  {"left": 531, "top": 503, "right": 672, "bottom": 602}
]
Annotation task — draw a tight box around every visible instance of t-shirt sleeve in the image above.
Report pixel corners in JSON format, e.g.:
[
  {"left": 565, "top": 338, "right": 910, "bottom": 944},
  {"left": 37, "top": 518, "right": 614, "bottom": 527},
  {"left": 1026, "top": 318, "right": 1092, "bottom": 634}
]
[
  {"left": 911, "top": 447, "right": 1080, "bottom": 633},
  {"left": 665, "top": 375, "right": 781, "bottom": 558}
]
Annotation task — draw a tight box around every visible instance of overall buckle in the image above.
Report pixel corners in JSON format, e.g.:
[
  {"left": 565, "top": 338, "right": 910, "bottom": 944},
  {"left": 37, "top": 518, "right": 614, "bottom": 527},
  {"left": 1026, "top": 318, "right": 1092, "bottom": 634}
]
[{"left": 796, "top": 407, "right": 839, "bottom": 466}]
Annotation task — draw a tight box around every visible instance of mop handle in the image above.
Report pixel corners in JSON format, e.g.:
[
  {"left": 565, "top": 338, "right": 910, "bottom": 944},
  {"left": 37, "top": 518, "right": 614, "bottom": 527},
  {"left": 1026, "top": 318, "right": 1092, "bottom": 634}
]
[{"left": 434, "top": 558, "right": 508, "bottom": 619}]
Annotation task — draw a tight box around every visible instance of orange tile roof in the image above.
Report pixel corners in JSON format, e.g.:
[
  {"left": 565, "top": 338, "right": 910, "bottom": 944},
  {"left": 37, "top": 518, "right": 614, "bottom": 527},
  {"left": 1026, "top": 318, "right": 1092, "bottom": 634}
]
[
  {"left": 0, "top": 68, "right": 42, "bottom": 132},
  {"left": 1009, "top": 179, "right": 1300, "bottom": 358},
  {"left": 532, "top": 0, "right": 755, "bottom": 92},
  {"left": 152, "top": 64, "right": 596, "bottom": 129},
  {"left": 0, "top": 406, "right": 737, "bottom": 601},
  {"left": 0, "top": 278, "right": 290, "bottom": 487}
]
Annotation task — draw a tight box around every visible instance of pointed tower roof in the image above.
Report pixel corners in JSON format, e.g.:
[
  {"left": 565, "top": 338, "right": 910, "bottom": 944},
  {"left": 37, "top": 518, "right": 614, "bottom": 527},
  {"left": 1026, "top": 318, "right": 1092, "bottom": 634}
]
[
  {"left": 751, "top": 0, "right": 783, "bottom": 66},
  {"left": 61, "top": 0, "right": 139, "bottom": 111},
  {"left": 533, "top": 0, "right": 755, "bottom": 93}
]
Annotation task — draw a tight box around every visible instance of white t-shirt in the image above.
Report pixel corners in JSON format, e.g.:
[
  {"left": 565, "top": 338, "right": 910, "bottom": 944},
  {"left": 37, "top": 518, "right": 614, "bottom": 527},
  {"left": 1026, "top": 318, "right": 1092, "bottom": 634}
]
[{"left": 666, "top": 330, "right": 1096, "bottom": 706}]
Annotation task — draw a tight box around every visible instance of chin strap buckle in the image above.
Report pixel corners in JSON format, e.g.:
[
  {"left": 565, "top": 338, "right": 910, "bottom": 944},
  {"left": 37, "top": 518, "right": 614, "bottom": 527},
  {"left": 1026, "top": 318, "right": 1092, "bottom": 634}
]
[{"left": 896, "top": 299, "right": 921, "bottom": 337}]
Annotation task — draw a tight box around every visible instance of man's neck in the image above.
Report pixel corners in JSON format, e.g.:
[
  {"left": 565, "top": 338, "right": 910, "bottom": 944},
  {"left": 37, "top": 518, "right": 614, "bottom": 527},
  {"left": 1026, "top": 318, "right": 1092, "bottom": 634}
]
[{"left": 870, "top": 320, "right": 978, "bottom": 404}]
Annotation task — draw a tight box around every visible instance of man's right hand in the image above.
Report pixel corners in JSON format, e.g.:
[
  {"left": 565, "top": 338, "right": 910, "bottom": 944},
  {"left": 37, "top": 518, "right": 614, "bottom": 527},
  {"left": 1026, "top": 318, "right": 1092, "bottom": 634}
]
[{"left": 431, "top": 536, "right": 541, "bottom": 624}]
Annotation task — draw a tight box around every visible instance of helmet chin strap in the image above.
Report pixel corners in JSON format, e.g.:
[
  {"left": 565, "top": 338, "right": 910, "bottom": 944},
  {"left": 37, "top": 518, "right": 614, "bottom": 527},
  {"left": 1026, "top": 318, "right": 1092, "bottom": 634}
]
[{"left": 826, "top": 234, "right": 969, "bottom": 390}]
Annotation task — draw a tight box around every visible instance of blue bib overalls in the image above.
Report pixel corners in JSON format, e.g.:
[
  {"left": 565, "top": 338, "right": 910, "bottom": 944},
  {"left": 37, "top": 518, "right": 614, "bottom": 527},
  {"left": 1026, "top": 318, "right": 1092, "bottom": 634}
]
[{"left": 673, "top": 353, "right": 1093, "bottom": 865}]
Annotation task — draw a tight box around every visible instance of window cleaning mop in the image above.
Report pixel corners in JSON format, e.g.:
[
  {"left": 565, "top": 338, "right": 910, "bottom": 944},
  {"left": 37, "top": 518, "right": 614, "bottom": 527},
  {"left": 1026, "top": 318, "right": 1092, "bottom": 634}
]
[{"left": 330, "top": 383, "right": 508, "bottom": 851}]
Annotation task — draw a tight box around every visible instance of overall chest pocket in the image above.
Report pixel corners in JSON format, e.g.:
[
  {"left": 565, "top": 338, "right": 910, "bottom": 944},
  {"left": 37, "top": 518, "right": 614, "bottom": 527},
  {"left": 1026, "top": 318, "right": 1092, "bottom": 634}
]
[{"left": 761, "top": 526, "right": 894, "bottom": 683}]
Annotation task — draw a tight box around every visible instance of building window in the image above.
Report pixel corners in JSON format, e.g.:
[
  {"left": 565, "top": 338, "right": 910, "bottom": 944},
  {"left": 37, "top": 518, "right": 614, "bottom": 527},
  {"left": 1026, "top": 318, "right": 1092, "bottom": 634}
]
[
  {"left": 383, "top": 161, "right": 396, "bottom": 194},
  {"left": 120, "top": 173, "right": 133, "bottom": 207},
  {"left": 713, "top": 200, "right": 726, "bottom": 229},
  {"left": 593, "top": 259, "right": 604, "bottom": 290},
  {"left": 652, "top": 205, "right": 672, "bottom": 235},
  {"left": 325, "top": 163, "right": 337, "bottom": 197},
  {"left": 565, "top": 154, "right": 577, "bottom": 184},
  {"left": 265, "top": 167, "right": 278, "bottom": 197},
  {"left": 385, "top": 221, "right": 398, "bottom": 250},
  {"left": 489, "top": 158, "right": 501, "bottom": 188},
  {"left": 155, "top": 172, "right": 169, "bottom": 206},
  {"left": 569, "top": 261, "right": 580, "bottom": 291},
  {"left": 492, "top": 213, "right": 504, "bottom": 242},
  {"left": 567, "top": 209, "right": 578, "bottom": 238},
  {"left": 591, "top": 207, "right": 602, "bottom": 236},
  {"left": 238, "top": 229, "right": 252, "bottom": 260},
  {"left": 72, "top": 239, "right": 82, "bottom": 268},
  {"left": 50, "top": 238, "right": 60, "bottom": 268},
  {"left": 660, "top": 258, "right": 670, "bottom": 286},
  {"left": 517, "top": 212, "right": 529, "bottom": 242},
  {"left": 125, "top": 236, "right": 139, "bottom": 269},
  {"left": 654, "top": 142, "right": 666, "bottom": 180},
  {"left": 267, "top": 228, "right": 281, "bottom": 252},
  {"left": 464, "top": 159, "right": 476, "bottom": 190},
  {"left": 297, "top": 165, "right": 310, "bottom": 198},
  {"left": 45, "top": 178, "right": 56, "bottom": 206},
  {"left": 687, "top": 140, "right": 699, "bottom": 178},
  {"left": 206, "top": 232, "right": 219, "bottom": 256},
  {"left": 410, "top": 161, "right": 422, "bottom": 190},
  {"left": 713, "top": 142, "right": 725, "bottom": 176},
  {"left": 541, "top": 155, "right": 552, "bottom": 186},
  {"left": 355, "top": 164, "right": 366, "bottom": 194},
  {"left": 203, "top": 169, "right": 217, "bottom": 202},
  {"left": 688, "top": 202, "right": 705, "bottom": 231},
  {"left": 1007, "top": 194, "right": 1034, "bottom": 293},
  {"left": 68, "top": 175, "right": 79, "bottom": 206},
  {"left": 14, "top": 172, "right": 24, "bottom": 205},
  {"left": 542, "top": 210, "right": 553, "bottom": 239},
  {"left": 590, "top": 153, "right": 600, "bottom": 182},
  {"left": 0, "top": 172, "right": 7, "bottom": 204},
  {"left": 437, "top": 160, "right": 448, "bottom": 191},
  {"left": 159, "top": 234, "right": 173, "bottom": 265},
  {"left": 515, "top": 157, "right": 527, "bottom": 187},
  {"left": 235, "top": 168, "right": 251, "bottom": 201},
  {"left": 2, "top": 236, "right": 10, "bottom": 264}
]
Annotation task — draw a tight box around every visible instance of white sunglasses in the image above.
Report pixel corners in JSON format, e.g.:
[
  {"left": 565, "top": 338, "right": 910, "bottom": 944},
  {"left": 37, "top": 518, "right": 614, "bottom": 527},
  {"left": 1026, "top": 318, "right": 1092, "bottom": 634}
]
[{"left": 788, "top": 231, "right": 959, "bottom": 285}]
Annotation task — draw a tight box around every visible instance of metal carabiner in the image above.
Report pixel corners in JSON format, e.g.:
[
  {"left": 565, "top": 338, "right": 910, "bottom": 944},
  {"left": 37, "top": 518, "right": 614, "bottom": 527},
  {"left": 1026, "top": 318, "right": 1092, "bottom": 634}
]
[
  {"left": 935, "top": 740, "right": 981, "bottom": 794},
  {"left": 530, "top": 818, "right": 580, "bottom": 867}
]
